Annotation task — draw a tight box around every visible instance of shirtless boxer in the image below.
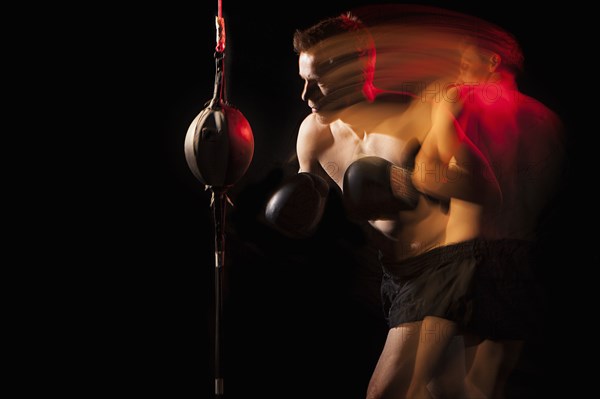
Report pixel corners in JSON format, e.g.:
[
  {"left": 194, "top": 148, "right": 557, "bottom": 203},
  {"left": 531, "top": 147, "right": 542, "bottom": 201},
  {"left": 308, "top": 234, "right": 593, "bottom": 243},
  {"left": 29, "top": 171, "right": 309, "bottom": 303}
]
[
  {"left": 456, "top": 32, "right": 564, "bottom": 399},
  {"left": 402, "top": 25, "right": 566, "bottom": 398},
  {"left": 266, "top": 12, "right": 501, "bottom": 398}
]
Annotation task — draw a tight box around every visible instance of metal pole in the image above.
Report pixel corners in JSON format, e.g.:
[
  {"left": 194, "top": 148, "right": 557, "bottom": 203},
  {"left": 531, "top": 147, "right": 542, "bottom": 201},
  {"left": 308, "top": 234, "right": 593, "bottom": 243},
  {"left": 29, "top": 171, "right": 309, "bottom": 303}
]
[{"left": 212, "top": 189, "right": 227, "bottom": 397}]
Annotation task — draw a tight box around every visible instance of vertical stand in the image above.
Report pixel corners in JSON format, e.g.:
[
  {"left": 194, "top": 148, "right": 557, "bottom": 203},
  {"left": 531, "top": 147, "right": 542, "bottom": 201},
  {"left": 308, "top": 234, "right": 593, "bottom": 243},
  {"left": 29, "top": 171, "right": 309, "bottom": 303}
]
[
  {"left": 212, "top": 189, "right": 227, "bottom": 398},
  {"left": 184, "top": 3, "right": 253, "bottom": 397}
]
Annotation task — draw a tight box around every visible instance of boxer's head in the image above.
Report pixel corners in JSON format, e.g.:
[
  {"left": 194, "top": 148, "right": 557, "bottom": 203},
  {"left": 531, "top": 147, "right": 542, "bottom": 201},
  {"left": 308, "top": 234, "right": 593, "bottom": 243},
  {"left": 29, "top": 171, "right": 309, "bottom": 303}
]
[
  {"left": 294, "top": 12, "right": 376, "bottom": 121},
  {"left": 457, "top": 27, "right": 523, "bottom": 85}
]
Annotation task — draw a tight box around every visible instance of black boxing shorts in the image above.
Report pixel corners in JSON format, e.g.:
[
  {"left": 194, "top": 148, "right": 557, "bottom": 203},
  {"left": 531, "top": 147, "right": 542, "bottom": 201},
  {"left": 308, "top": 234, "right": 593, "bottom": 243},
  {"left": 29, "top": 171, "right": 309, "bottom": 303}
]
[{"left": 379, "top": 239, "right": 544, "bottom": 340}]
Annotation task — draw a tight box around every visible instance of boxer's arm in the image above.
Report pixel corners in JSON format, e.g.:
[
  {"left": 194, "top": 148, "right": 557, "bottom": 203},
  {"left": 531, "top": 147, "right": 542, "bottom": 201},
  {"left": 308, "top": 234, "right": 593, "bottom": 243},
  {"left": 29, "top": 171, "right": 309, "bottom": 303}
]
[
  {"left": 414, "top": 90, "right": 502, "bottom": 207},
  {"left": 263, "top": 115, "right": 333, "bottom": 238}
]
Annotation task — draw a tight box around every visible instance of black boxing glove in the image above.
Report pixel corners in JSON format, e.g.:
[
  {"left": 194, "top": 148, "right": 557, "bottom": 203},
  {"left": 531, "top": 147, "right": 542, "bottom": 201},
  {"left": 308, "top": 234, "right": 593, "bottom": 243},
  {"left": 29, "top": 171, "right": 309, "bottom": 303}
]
[
  {"left": 343, "top": 156, "right": 419, "bottom": 220},
  {"left": 264, "top": 172, "right": 330, "bottom": 238}
]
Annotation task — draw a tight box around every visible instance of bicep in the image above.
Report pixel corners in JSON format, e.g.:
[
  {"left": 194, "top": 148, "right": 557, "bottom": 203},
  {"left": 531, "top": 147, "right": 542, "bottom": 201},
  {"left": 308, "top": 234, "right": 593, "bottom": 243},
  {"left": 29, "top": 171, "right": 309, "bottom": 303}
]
[
  {"left": 431, "top": 103, "right": 465, "bottom": 163},
  {"left": 414, "top": 99, "right": 501, "bottom": 205},
  {"left": 416, "top": 102, "right": 460, "bottom": 167}
]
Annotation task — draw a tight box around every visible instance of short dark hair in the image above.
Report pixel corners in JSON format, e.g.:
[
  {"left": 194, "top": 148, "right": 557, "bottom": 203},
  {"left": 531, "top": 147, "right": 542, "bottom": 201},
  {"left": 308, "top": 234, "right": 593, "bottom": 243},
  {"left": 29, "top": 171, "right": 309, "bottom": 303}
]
[
  {"left": 293, "top": 12, "right": 376, "bottom": 88},
  {"left": 293, "top": 12, "right": 369, "bottom": 53}
]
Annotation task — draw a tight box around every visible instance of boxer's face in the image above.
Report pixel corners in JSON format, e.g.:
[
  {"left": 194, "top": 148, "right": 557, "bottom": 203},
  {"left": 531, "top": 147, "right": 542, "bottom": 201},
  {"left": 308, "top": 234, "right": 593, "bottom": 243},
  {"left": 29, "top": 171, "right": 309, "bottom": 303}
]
[
  {"left": 299, "top": 49, "right": 364, "bottom": 122},
  {"left": 458, "top": 45, "right": 494, "bottom": 84},
  {"left": 299, "top": 52, "right": 327, "bottom": 114}
]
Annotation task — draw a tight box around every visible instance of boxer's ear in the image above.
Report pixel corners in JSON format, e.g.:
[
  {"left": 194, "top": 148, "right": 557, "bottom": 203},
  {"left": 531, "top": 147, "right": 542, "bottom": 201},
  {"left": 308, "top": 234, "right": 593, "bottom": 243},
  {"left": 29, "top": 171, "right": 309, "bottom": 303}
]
[{"left": 489, "top": 53, "right": 501, "bottom": 72}]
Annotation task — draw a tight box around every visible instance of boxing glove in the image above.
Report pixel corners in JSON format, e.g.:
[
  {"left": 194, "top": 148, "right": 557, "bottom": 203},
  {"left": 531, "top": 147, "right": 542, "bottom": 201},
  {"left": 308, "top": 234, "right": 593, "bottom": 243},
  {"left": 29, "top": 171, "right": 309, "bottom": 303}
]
[
  {"left": 343, "top": 156, "right": 419, "bottom": 220},
  {"left": 264, "top": 172, "right": 330, "bottom": 239}
]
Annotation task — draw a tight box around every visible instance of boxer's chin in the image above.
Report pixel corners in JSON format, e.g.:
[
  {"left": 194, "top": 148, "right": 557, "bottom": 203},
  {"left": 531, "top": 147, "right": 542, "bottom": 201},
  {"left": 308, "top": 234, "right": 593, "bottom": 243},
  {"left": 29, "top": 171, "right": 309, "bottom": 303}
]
[
  {"left": 315, "top": 110, "right": 338, "bottom": 124},
  {"left": 315, "top": 102, "right": 344, "bottom": 123}
]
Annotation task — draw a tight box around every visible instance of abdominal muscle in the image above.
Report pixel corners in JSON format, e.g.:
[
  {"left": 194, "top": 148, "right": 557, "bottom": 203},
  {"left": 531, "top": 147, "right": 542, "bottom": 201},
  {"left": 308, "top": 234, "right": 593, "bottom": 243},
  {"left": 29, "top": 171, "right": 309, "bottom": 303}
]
[
  {"left": 369, "top": 197, "right": 483, "bottom": 262},
  {"left": 369, "top": 198, "right": 449, "bottom": 262}
]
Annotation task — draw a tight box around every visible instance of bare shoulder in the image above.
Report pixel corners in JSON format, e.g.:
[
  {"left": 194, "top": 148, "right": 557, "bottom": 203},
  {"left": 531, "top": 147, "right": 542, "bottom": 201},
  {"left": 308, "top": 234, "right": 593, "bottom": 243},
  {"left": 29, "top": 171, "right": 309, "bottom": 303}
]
[
  {"left": 422, "top": 83, "right": 464, "bottom": 123},
  {"left": 297, "top": 114, "right": 333, "bottom": 156},
  {"left": 518, "top": 94, "right": 561, "bottom": 123},
  {"left": 514, "top": 94, "right": 567, "bottom": 172},
  {"left": 517, "top": 93, "right": 565, "bottom": 140},
  {"left": 298, "top": 113, "right": 332, "bottom": 137},
  {"left": 418, "top": 79, "right": 463, "bottom": 112},
  {"left": 296, "top": 114, "right": 334, "bottom": 172},
  {"left": 429, "top": 86, "right": 462, "bottom": 127}
]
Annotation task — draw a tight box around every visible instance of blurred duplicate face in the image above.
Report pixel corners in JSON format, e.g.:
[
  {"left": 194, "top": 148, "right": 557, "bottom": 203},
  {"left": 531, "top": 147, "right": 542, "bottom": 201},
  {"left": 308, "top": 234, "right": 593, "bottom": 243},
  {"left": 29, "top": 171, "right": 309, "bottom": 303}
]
[{"left": 458, "top": 45, "right": 494, "bottom": 84}]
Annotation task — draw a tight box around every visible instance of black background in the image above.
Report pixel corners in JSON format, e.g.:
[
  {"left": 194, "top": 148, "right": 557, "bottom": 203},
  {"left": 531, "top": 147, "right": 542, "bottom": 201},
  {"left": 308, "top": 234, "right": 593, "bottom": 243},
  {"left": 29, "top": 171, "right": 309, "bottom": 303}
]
[{"left": 105, "top": 1, "right": 588, "bottom": 397}]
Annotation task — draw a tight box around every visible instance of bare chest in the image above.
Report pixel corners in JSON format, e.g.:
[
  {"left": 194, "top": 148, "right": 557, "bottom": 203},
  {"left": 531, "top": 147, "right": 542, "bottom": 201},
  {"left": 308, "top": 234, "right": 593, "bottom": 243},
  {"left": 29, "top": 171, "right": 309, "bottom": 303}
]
[{"left": 319, "top": 109, "right": 430, "bottom": 188}]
